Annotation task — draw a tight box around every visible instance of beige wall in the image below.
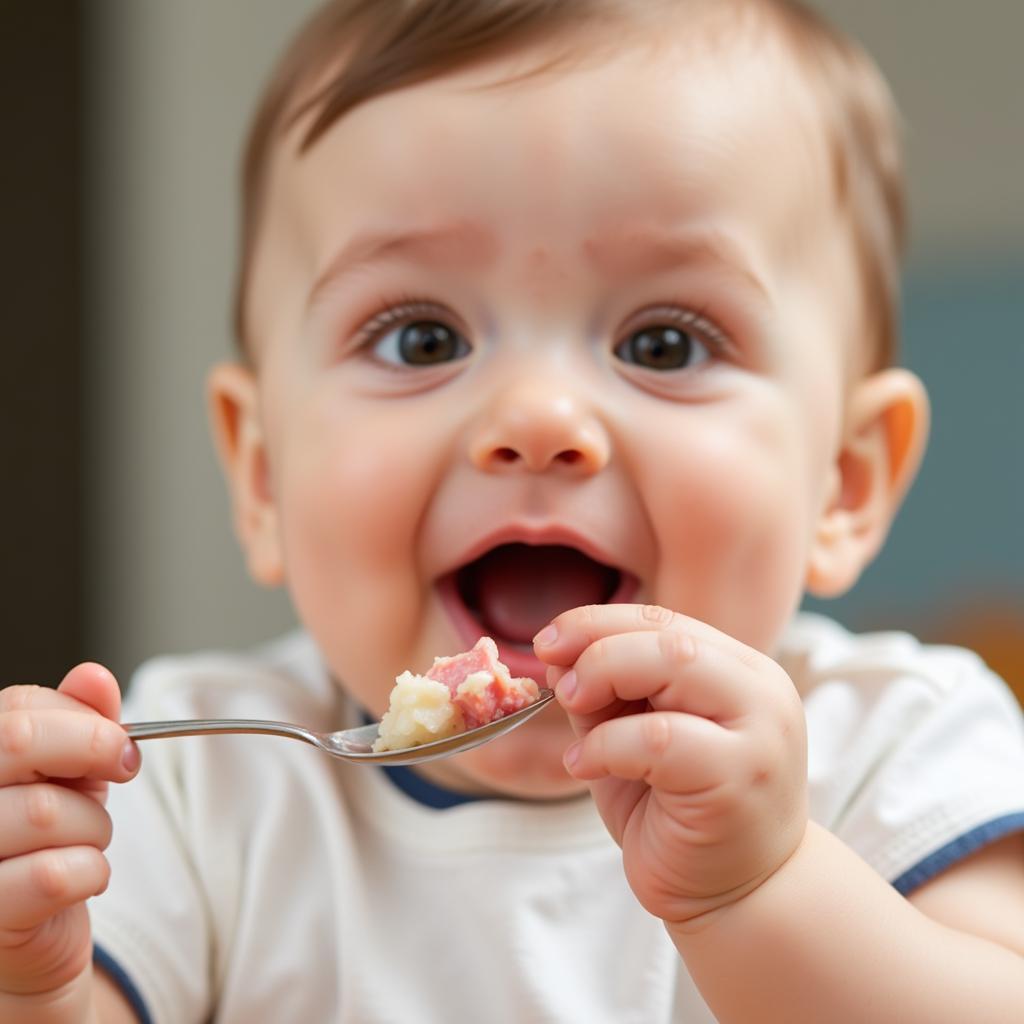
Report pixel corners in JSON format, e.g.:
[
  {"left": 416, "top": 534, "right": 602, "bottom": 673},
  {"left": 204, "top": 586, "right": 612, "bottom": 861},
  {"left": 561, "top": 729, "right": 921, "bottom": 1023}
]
[
  {"left": 85, "top": 0, "right": 319, "bottom": 676},
  {"left": 85, "top": 0, "right": 1024, "bottom": 679}
]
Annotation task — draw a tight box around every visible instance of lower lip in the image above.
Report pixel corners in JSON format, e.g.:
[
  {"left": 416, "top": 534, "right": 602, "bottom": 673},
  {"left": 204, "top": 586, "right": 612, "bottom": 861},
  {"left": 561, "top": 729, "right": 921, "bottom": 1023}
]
[{"left": 435, "top": 572, "right": 639, "bottom": 683}]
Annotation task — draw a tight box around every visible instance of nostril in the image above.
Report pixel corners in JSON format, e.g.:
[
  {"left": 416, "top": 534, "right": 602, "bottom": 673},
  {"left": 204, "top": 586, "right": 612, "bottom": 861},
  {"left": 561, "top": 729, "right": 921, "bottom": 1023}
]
[
  {"left": 492, "top": 447, "right": 582, "bottom": 466},
  {"left": 471, "top": 421, "right": 610, "bottom": 475}
]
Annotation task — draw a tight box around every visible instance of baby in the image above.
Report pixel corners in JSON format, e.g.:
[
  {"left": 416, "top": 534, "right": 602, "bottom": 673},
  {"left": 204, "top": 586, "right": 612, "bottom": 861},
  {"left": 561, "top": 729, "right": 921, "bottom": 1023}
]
[{"left": 3, "top": 1, "right": 1024, "bottom": 1021}]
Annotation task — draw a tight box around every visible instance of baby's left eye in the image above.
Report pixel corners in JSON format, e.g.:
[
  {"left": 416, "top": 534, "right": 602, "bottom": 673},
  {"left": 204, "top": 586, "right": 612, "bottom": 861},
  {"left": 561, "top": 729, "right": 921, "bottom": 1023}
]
[{"left": 614, "top": 324, "right": 711, "bottom": 371}]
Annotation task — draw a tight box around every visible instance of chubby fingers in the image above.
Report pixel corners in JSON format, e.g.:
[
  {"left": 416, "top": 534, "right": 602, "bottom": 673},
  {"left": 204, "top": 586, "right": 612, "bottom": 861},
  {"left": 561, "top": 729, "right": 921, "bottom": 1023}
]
[
  {"left": 0, "top": 783, "right": 113, "bottom": 860},
  {"left": 536, "top": 604, "right": 764, "bottom": 672},
  {"left": 553, "top": 628, "right": 757, "bottom": 789},
  {"left": 0, "top": 847, "right": 110, "bottom": 931},
  {"left": 0, "top": 708, "right": 140, "bottom": 788},
  {"left": 1, "top": 675, "right": 116, "bottom": 718},
  {"left": 533, "top": 604, "right": 678, "bottom": 665},
  {"left": 56, "top": 662, "right": 123, "bottom": 721},
  {"left": 1, "top": 664, "right": 124, "bottom": 727},
  {"left": 563, "top": 708, "right": 738, "bottom": 792},
  {"left": 536, "top": 606, "right": 771, "bottom": 723}
]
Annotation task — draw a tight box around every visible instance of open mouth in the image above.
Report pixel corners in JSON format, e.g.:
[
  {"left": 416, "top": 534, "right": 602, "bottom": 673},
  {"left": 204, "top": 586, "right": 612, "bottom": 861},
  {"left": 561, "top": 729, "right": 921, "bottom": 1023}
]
[{"left": 441, "top": 543, "right": 633, "bottom": 655}]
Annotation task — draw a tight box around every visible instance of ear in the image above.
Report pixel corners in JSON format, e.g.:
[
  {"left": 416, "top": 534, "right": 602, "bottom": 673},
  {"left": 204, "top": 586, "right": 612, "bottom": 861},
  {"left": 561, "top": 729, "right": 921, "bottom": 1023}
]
[
  {"left": 207, "top": 362, "right": 285, "bottom": 587},
  {"left": 806, "top": 368, "right": 930, "bottom": 598}
]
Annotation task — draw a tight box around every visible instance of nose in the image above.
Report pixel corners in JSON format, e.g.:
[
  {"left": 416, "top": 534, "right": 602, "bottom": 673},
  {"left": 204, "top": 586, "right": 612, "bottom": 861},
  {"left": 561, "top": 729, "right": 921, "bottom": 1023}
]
[{"left": 468, "top": 379, "right": 611, "bottom": 476}]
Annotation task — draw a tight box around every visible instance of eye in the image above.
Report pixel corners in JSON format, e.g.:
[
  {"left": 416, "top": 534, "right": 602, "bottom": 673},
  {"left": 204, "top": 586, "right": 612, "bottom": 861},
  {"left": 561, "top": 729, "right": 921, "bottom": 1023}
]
[
  {"left": 358, "top": 302, "right": 472, "bottom": 368},
  {"left": 613, "top": 308, "right": 723, "bottom": 372},
  {"left": 378, "top": 320, "right": 470, "bottom": 366}
]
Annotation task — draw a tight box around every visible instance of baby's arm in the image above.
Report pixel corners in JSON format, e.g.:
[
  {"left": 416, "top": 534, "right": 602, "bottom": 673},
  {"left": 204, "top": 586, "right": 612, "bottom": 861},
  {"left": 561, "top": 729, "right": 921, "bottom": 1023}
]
[
  {"left": 0, "top": 665, "right": 141, "bottom": 1024},
  {"left": 675, "top": 824, "right": 1024, "bottom": 1022},
  {"left": 536, "top": 605, "right": 1024, "bottom": 1023}
]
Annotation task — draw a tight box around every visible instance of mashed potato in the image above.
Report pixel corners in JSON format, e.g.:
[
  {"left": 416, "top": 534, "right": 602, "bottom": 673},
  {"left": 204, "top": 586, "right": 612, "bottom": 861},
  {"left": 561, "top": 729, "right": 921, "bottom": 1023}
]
[{"left": 373, "top": 639, "right": 540, "bottom": 752}]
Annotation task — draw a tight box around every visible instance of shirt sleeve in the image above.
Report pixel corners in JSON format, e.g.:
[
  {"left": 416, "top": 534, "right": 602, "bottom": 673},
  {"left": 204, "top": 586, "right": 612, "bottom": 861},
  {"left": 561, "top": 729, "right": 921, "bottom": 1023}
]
[{"left": 808, "top": 640, "right": 1024, "bottom": 893}]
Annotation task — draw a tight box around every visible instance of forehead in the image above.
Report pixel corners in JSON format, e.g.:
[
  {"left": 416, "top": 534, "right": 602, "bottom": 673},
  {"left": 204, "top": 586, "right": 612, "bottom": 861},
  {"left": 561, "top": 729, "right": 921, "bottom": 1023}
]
[{"left": 249, "top": 16, "right": 844, "bottom": 340}]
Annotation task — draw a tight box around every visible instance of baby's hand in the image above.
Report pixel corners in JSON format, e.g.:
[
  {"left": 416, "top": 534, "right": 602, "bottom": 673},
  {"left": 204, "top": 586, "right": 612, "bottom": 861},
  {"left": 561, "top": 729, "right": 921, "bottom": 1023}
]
[
  {"left": 0, "top": 664, "right": 139, "bottom": 1001},
  {"left": 535, "top": 605, "right": 807, "bottom": 927}
]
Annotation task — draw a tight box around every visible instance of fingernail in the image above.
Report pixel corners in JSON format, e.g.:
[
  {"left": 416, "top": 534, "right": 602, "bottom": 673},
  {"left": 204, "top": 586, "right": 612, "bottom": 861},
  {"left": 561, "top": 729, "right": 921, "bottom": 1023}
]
[
  {"left": 121, "top": 739, "right": 140, "bottom": 773},
  {"left": 563, "top": 741, "right": 582, "bottom": 772},
  {"left": 533, "top": 624, "right": 558, "bottom": 647},
  {"left": 556, "top": 669, "right": 577, "bottom": 701}
]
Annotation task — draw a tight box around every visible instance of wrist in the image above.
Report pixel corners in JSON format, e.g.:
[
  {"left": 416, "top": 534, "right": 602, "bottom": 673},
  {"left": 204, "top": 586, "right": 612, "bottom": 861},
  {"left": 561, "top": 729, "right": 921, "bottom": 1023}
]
[
  {"left": 666, "top": 820, "right": 819, "bottom": 943},
  {"left": 664, "top": 820, "right": 811, "bottom": 939},
  {"left": 0, "top": 964, "right": 98, "bottom": 1024}
]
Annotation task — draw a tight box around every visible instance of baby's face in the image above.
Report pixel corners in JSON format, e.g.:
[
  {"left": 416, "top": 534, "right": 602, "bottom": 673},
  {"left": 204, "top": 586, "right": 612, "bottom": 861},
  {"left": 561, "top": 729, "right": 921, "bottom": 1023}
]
[{"left": 237, "top": 26, "right": 863, "bottom": 797}]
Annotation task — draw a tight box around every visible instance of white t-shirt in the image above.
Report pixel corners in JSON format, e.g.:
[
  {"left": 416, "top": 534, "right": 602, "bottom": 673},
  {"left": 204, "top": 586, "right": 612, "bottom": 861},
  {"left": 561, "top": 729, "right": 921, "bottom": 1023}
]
[{"left": 89, "top": 614, "right": 1024, "bottom": 1024}]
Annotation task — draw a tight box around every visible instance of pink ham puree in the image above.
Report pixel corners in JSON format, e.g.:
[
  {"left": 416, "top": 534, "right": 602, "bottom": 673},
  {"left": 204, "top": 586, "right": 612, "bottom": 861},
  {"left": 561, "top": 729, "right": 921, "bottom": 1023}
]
[{"left": 372, "top": 637, "right": 541, "bottom": 752}]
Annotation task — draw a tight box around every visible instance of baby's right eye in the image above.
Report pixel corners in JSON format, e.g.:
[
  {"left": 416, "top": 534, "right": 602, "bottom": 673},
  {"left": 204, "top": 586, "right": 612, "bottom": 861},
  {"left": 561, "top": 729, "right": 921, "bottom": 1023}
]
[
  {"left": 375, "top": 320, "right": 471, "bottom": 366},
  {"left": 357, "top": 301, "right": 472, "bottom": 368}
]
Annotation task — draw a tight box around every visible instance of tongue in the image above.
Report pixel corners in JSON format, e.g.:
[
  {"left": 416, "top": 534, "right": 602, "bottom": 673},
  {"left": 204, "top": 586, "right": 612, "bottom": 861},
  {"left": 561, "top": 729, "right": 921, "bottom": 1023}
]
[{"left": 473, "top": 544, "right": 618, "bottom": 644}]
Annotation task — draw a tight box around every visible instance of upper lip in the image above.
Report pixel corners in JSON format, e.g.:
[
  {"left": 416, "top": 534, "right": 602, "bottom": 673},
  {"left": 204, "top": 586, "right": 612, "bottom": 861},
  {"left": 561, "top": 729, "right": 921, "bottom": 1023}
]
[{"left": 439, "top": 521, "right": 631, "bottom": 577}]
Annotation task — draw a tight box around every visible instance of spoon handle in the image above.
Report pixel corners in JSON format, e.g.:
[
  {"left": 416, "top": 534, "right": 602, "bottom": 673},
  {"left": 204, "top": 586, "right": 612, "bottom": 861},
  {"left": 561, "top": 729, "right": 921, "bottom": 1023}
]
[{"left": 124, "top": 719, "right": 319, "bottom": 745}]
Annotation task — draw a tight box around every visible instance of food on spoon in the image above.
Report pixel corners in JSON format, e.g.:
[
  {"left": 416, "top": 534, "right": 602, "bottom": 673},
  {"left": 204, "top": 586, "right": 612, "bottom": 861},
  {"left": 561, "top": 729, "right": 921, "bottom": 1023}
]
[{"left": 372, "top": 637, "right": 541, "bottom": 752}]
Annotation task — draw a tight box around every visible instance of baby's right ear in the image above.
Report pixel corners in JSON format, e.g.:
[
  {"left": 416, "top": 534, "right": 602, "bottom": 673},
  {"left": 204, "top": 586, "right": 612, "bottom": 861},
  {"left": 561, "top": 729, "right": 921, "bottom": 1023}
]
[{"left": 207, "top": 362, "right": 285, "bottom": 586}]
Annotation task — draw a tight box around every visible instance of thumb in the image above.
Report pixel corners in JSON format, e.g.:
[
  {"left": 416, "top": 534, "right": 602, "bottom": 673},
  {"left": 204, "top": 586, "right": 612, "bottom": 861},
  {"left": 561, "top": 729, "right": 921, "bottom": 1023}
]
[{"left": 57, "top": 662, "right": 123, "bottom": 722}]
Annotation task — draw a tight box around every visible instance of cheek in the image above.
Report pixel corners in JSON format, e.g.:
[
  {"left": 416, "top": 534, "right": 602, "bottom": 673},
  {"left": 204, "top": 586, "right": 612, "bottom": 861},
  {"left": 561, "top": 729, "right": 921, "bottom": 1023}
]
[
  {"left": 637, "top": 397, "right": 821, "bottom": 649},
  {"left": 270, "top": 394, "right": 446, "bottom": 699}
]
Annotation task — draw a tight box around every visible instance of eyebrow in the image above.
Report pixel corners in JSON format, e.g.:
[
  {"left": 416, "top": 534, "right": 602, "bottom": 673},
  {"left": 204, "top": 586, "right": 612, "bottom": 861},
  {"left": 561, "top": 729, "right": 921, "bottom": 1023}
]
[
  {"left": 307, "top": 222, "right": 498, "bottom": 308},
  {"left": 583, "top": 227, "right": 771, "bottom": 302},
  {"left": 307, "top": 221, "right": 770, "bottom": 309}
]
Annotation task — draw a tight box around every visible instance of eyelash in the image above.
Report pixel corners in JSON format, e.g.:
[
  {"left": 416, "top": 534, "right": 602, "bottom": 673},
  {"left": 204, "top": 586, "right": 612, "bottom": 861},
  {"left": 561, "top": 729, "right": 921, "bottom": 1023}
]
[
  {"left": 350, "top": 296, "right": 731, "bottom": 362},
  {"left": 353, "top": 296, "right": 453, "bottom": 349},
  {"left": 620, "top": 304, "right": 729, "bottom": 356}
]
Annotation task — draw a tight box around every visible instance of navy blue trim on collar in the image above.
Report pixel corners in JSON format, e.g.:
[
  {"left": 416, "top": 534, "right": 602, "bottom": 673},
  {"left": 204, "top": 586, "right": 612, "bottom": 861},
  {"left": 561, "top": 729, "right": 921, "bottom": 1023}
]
[
  {"left": 380, "top": 764, "right": 487, "bottom": 809},
  {"left": 360, "top": 707, "right": 484, "bottom": 808},
  {"left": 891, "top": 812, "right": 1024, "bottom": 896},
  {"left": 93, "top": 942, "right": 154, "bottom": 1024}
]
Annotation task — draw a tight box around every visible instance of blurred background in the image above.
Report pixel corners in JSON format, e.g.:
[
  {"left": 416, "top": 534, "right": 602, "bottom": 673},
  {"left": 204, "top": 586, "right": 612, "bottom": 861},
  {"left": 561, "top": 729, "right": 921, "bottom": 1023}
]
[{"left": 2, "top": 0, "right": 1021, "bottom": 701}]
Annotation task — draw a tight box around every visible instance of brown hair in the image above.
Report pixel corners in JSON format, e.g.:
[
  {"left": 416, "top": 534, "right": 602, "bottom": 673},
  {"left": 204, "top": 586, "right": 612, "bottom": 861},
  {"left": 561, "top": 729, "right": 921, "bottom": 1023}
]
[{"left": 235, "top": 0, "right": 906, "bottom": 368}]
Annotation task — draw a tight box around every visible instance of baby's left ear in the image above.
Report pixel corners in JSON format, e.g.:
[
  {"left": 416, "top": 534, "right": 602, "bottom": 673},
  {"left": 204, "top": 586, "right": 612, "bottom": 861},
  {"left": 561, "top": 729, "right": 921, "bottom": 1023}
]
[{"left": 806, "top": 368, "right": 930, "bottom": 597}]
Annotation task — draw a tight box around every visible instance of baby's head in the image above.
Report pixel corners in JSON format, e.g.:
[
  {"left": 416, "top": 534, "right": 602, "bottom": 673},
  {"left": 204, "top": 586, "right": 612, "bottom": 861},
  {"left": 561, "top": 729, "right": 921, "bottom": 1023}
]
[
  {"left": 209, "top": 0, "right": 929, "bottom": 797},
  {"left": 235, "top": 0, "right": 908, "bottom": 371}
]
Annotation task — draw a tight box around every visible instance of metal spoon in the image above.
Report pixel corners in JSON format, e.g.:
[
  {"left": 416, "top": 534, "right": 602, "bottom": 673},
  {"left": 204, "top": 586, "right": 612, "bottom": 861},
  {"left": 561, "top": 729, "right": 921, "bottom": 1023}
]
[{"left": 124, "top": 689, "right": 556, "bottom": 766}]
